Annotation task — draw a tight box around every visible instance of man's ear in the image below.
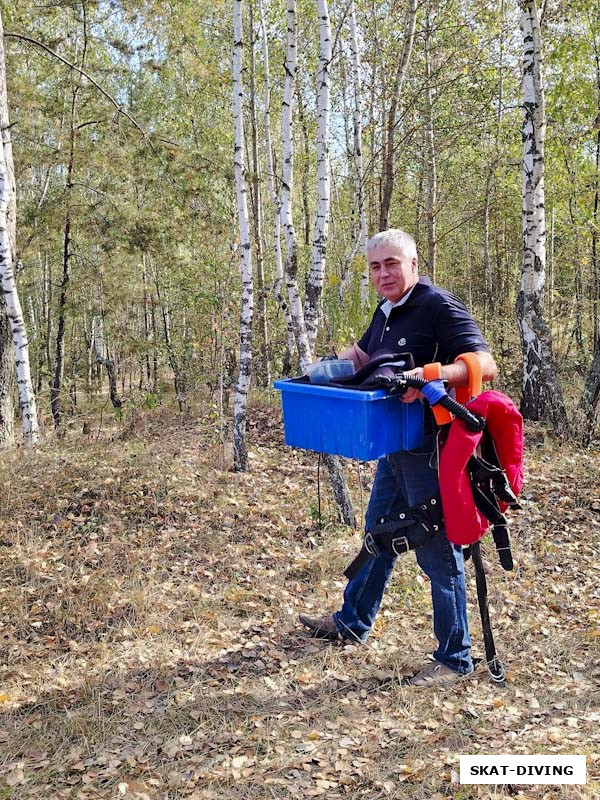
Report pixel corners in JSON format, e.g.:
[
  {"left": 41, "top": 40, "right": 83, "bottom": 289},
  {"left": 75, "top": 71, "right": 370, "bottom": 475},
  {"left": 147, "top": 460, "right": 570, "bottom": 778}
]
[{"left": 412, "top": 258, "right": 418, "bottom": 272}]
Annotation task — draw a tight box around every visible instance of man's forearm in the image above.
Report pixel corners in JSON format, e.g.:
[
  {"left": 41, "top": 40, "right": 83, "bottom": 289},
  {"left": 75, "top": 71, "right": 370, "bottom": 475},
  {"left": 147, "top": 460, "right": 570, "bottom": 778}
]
[
  {"left": 400, "top": 350, "right": 497, "bottom": 404},
  {"left": 441, "top": 351, "right": 498, "bottom": 388},
  {"left": 338, "top": 343, "right": 370, "bottom": 371},
  {"left": 332, "top": 346, "right": 497, "bottom": 385}
]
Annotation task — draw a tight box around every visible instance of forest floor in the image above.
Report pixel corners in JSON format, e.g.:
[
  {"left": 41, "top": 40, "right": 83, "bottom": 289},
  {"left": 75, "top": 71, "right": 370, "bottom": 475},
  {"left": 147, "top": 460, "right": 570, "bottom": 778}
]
[{"left": 0, "top": 398, "right": 599, "bottom": 800}]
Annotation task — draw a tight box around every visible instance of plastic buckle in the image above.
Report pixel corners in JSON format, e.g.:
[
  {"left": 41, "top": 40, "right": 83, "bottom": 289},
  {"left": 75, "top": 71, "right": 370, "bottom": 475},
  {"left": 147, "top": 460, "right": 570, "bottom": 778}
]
[{"left": 391, "top": 536, "right": 410, "bottom": 556}]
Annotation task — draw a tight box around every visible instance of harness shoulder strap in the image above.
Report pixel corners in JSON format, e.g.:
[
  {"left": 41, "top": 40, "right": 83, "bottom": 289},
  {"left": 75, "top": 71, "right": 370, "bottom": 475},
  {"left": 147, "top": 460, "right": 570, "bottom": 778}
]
[{"left": 470, "top": 541, "right": 506, "bottom": 684}]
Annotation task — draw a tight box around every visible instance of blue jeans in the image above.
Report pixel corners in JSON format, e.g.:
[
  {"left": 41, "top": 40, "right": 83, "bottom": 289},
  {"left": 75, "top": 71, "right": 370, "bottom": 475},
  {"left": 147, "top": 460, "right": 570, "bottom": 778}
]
[{"left": 333, "top": 436, "right": 473, "bottom": 674}]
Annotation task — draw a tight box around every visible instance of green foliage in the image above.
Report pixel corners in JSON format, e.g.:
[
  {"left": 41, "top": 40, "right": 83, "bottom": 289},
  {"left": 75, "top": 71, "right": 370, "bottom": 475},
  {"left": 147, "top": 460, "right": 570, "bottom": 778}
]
[
  {"left": 1, "top": 0, "right": 598, "bottom": 426},
  {"left": 141, "top": 392, "right": 160, "bottom": 410}
]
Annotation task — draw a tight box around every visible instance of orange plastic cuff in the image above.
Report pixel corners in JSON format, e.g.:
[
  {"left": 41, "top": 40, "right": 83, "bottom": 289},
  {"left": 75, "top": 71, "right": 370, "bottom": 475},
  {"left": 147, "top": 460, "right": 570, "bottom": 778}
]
[
  {"left": 423, "top": 362, "right": 453, "bottom": 425},
  {"left": 454, "top": 352, "right": 483, "bottom": 404}
]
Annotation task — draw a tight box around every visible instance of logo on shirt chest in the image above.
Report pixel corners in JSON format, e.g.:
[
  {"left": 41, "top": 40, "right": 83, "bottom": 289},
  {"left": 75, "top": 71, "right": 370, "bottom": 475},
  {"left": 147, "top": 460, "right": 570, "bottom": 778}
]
[{"left": 398, "top": 337, "right": 407, "bottom": 347}]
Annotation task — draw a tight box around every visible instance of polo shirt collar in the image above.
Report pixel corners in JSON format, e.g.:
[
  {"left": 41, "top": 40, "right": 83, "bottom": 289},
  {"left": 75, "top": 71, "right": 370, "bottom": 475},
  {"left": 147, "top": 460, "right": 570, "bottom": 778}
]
[{"left": 380, "top": 277, "right": 430, "bottom": 317}]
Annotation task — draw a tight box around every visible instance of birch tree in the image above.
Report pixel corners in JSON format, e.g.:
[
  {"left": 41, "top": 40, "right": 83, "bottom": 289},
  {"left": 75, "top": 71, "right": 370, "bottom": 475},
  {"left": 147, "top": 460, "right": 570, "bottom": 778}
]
[
  {"left": 304, "top": 0, "right": 332, "bottom": 350},
  {"left": 0, "top": 315, "right": 14, "bottom": 446},
  {"left": 0, "top": 10, "right": 38, "bottom": 445},
  {"left": 0, "top": 138, "right": 39, "bottom": 445},
  {"left": 280, "top": 0, "right": 311, "bottom": 369},
  {"left": 248, "top": 0, "right": 270, "bottom": 388},
  {"left": 517, "top": 0, "right": 565, "bottom": 425},
  {"left": 279, "top": 0, "right": 355, "bottom": 526},
  {"left": 259, "top": 0, "right": 295, "bottom": 371},
  {"left": 0, "top": 8, "right": 14, "bottom": 447},
  {"left": 233, "top": 0, "right": 255, "bottom": 471}
]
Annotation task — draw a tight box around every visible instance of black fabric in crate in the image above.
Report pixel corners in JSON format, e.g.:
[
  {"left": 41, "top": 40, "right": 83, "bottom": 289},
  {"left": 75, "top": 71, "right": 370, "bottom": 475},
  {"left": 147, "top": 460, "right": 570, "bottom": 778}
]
[{"left": 331, "top": 351, "right": 414, "bottom": 390}]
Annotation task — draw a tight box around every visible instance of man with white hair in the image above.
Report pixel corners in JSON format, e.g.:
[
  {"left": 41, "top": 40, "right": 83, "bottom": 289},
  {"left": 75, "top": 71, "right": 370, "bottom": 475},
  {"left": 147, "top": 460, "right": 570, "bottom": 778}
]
[{"left": 299, "top": 228, "right": 497, "bottom": 687}]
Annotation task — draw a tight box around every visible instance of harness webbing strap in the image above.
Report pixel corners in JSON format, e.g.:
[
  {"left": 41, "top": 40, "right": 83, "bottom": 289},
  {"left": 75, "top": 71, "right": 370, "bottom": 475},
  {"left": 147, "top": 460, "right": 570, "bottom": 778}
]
[
  {"left": 468, "top": 454, "right": 516, "bottom": 572},
  {"left": 470, "top": 541, "right": 506, "bottom": 684},
  {"left": 343, "top": 496, "right": 444, "bottom": 580}
]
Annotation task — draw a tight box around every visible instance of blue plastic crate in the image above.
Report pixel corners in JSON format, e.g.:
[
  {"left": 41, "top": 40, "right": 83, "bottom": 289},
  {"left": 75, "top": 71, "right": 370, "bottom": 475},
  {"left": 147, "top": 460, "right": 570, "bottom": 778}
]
[{"left": 273, "top": 379, "right": 424, "bottom": 460}]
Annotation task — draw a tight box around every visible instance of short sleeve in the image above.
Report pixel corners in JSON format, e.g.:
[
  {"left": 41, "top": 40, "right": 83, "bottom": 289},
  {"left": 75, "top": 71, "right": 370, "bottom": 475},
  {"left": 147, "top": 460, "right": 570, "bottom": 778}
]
[
  {"left": 433, "top": 291, "right": 489, "bottom": 363},
  {"left": 356, "top": 308, "right": 380, "bottom": 354}
]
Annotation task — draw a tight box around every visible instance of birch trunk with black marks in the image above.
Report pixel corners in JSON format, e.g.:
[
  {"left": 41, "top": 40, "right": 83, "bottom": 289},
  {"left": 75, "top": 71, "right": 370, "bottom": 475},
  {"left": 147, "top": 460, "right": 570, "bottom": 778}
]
[
  {"left": 517, "top": 1, "right": 565, "bottom": 425},
  {"left": 424, "top": 13, "right": 437, "bottom": 282},
  {"left": 304, "top": 0, "right": 332, "bottom": 351},
  {"left": 297, "top": 91, "right": 311, "bottom": 248},
  {"left": 51, "top": 4, "right": 88, "bottom": 429},
  {"left": 280, "top": 0, "right": 310, "bottom": 369},
  {"left": 348, "top": 1, "right": 369, "bottom": 304},
  {"left": 280, "top": 0, "right": 354, "bottom": 526},
  {"left": 233, "top": 0, "right": 254, "bottom": 471},
  {"left": 248, "top": 1, "right": 270, "bottom": 389},
  {"left": 0, "top": 310, "right": 13, "bottom": 446},
  {"left": 259, "top": 0, "right": 295, "bottom": 370},
  {"left": 0, "top": 9, "right": 15, "bottom": 446},
  {"left": 0, "top": 135, "right": 39, "bottom": 444},
  {"left": 379, "top": 0, "right": 417, "bottom": 231},
  {"left": 0, "top": 10, "right": 38, "bottom": 445}
]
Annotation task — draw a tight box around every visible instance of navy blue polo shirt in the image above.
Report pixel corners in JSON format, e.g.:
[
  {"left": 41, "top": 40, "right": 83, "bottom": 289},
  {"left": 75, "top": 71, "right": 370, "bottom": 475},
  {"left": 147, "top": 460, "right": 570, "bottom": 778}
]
[{"left": 357, "top": 277, "right": 489, "bottom": 366}]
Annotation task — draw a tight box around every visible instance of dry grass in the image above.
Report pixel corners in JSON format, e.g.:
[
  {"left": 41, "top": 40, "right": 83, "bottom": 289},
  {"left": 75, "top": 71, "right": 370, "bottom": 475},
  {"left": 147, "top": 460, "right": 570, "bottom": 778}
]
[{"left": 0, "top": 401, "right": 598, "bottom": 799}]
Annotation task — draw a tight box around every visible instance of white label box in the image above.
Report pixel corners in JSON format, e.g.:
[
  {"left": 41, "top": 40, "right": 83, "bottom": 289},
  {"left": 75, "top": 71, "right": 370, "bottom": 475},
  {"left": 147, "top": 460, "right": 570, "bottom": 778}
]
[{"left": 460, "top": 755, "right": 586, "bottom": 784}]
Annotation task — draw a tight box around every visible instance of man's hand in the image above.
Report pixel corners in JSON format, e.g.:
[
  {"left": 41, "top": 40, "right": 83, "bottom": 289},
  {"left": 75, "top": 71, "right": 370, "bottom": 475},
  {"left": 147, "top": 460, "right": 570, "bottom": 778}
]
[
  {"left": 337, "top": 343, "right": 370, "bottom": 372},
  {"left": 400, "top": 367, "right": 425, "bottom": 403},
  {"left": 401, "top": 351, "right": 497, "bottom": 403}
]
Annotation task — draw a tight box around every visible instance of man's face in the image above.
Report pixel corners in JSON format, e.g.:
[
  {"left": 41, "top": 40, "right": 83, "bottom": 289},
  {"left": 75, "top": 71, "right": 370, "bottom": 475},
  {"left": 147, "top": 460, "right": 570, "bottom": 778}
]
[{"left": 368, "top": 244, "right": 418, "bottom": 303}]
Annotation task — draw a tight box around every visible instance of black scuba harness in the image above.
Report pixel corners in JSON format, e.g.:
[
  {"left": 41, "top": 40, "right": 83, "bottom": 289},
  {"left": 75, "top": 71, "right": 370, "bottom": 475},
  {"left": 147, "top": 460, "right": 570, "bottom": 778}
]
[{"left": 342, "top": 370, "right": 520, "bottom": 685}]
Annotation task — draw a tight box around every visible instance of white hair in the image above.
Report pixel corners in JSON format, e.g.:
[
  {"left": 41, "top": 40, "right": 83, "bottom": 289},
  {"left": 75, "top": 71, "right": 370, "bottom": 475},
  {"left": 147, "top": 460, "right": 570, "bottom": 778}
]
[{"left": 366, "top": 229, "right": 418, "bottom": 260}]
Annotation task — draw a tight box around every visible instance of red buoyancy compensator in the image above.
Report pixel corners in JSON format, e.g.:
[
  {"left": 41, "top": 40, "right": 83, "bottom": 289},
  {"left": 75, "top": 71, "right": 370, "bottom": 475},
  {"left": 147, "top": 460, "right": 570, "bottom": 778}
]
[{"left": 439, "top": 390, "right": 524, "bottom": 546}]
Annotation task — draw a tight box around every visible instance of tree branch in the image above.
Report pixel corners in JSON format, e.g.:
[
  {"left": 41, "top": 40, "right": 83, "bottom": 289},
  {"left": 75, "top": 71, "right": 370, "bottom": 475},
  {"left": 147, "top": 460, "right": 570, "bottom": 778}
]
[{"left": 4, "top": 31, "right": 150, "bottom": 142}]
